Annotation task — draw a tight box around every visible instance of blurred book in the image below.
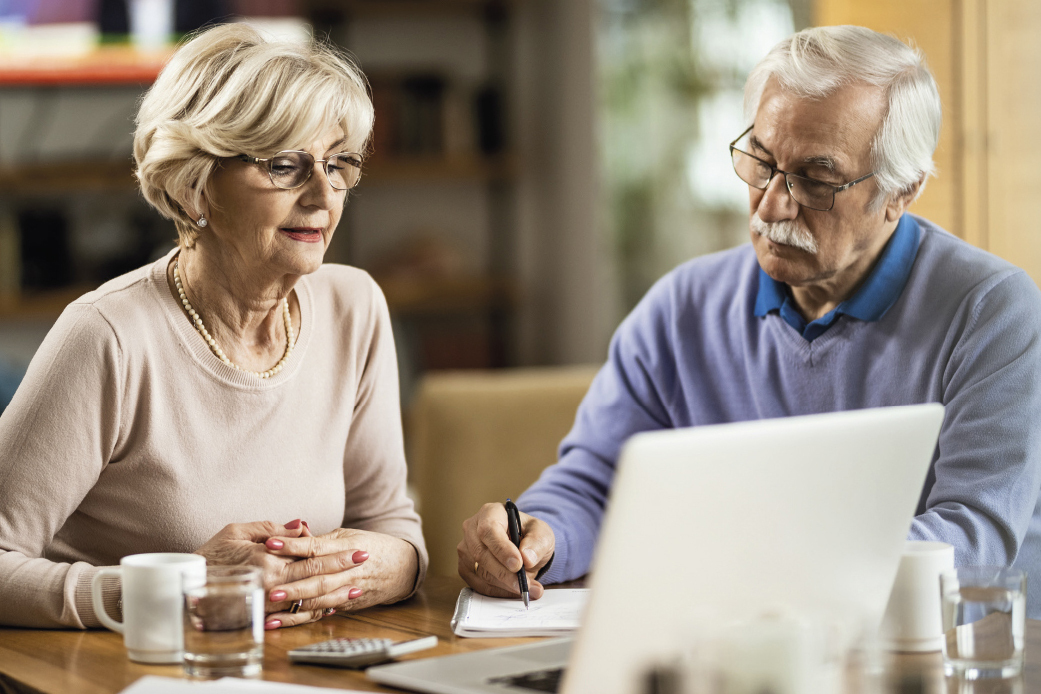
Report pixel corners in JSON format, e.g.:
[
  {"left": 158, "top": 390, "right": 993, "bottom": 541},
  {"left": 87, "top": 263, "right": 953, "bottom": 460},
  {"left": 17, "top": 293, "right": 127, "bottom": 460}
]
[
  {"left": 368, "top": 73, "right": 499, "bottom": 161},
  {"left": 397, "top": 74, "right": 444, "bottom": 155},
  {"left": 18, "top": 208, "right": 71, "bottom": 291},
  {"left": 475, "top": 83, "right": 504, "bottom": 154}
]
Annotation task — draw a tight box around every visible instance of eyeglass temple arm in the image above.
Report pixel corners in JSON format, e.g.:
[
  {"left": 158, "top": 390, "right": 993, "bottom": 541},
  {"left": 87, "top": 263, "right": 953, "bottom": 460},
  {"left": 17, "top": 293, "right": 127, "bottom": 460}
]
[
  {"left": 832, "top": 171, "right": 876, "bottom": 192},
  {"left": 730, "top": 124, "right": 754, "bottom": 147}
]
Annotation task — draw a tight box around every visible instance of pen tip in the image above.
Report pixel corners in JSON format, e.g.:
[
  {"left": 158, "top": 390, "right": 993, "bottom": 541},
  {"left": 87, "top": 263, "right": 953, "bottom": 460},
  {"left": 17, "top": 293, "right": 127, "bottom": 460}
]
[{"left": 523, "top": 594, "right": 530, "bottom": 609}]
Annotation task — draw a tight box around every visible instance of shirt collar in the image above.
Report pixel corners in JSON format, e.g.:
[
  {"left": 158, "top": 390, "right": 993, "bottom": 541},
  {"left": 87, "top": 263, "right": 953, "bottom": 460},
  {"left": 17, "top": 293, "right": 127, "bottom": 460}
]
[{"left": 753, "top": 213, "right": 921, "bottom": 339}]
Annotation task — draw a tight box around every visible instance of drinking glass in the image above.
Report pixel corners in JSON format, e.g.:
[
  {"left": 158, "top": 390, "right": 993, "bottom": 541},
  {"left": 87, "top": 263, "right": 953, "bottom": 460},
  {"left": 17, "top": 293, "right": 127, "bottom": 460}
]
[
  {"left": 940, "top": 567, "right": 1026, "bottom": 679},
  {"left": 183, "top": 565, "right": 264, "bottom": 678}
]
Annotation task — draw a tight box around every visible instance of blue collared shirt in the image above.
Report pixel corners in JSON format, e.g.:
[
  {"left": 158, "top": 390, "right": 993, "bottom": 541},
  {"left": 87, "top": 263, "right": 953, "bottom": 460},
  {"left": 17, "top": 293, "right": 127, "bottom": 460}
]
[{"left": 753, "top": 214, "right": 921, "bottom": 342}]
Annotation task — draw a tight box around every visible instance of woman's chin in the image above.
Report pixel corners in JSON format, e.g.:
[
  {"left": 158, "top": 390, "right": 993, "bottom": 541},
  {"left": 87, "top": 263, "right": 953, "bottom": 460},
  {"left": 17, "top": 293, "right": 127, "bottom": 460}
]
[
  {"left": 270, "top": 249, "right": 326, "bottom": 278},
  {"left": 276, "top": 238, "right": 329, "bottom": 274}
]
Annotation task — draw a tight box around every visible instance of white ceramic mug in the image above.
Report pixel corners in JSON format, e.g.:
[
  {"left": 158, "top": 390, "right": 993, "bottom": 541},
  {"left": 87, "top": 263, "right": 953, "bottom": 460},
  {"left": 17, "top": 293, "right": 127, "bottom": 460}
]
[
  {"left": 90, "top": 553, "right": 206, "bottom": 663},
  {"left": 880, "top": 540, "right": 955, "bottom": 652}
]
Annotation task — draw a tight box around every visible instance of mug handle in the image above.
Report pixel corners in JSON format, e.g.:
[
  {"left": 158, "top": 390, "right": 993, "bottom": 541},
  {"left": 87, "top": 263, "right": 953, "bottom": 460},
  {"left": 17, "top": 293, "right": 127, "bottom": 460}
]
[{"left": 91, "top": 567, "right": 124, "bottom": 634}]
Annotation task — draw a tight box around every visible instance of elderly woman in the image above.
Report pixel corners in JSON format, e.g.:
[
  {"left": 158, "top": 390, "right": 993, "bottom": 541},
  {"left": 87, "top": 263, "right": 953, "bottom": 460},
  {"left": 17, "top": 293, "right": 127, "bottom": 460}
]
[{"left": 0, "top": 23, "right": 426, "bottom": 630}]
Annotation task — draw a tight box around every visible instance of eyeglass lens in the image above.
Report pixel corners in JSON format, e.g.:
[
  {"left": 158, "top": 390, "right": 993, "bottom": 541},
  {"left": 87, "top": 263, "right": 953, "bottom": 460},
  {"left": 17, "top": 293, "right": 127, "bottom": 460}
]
[
  {"left": 267, "top": 151, "right": 362, "bottom": 191},
  {"left": 731, "top": 149, "right": 835, "bottom": 211}
]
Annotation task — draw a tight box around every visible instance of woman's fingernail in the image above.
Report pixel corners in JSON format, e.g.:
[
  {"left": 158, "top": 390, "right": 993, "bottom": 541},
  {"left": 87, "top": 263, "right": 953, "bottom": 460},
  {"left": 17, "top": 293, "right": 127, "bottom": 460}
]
[
  {"left": 352, "top": 550, "right": 369, "bottom": 563},
  {"left": 270, "top": 590, "right": 287, "bottom": 601},
  {"left": 265, "top": 538, "right": 284, "bottom": 550},
  {"left": 285, "top": 519, "right": 301, "bottom": 530},
  {"left": 264, "top": 619, "right": 281, "bottom": 630},
  {"left": 301, "top": 520, "right": 309, "bottom": 529},
  {"left": 348, "top": 588, "right": 363, "bottom": 599}
]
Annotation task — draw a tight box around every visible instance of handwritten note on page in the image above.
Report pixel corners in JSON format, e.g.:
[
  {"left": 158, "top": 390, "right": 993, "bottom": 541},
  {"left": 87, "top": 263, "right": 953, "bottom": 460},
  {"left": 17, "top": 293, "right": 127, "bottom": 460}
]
[{"left": 451, "top": 587, "right": 589, "bottom": 637}]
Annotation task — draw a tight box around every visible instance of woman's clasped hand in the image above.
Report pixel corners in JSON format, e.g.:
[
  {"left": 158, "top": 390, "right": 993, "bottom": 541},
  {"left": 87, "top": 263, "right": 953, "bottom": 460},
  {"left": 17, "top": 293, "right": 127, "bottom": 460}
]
[{"left": 197, "top": 520, "right": 419, "bottom": 630}]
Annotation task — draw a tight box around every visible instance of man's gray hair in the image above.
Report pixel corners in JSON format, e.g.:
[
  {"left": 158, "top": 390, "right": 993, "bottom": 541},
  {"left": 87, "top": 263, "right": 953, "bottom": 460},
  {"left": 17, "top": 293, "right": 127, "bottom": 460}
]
[{"left": 744, "top": 25, "right": 942, "bottom": 208}]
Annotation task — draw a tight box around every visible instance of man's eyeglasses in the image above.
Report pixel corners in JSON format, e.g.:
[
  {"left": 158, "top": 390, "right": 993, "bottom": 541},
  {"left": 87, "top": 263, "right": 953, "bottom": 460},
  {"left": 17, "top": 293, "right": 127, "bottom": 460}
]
[
  {"left": 237, "top": 150, "right": 364, "bottom": 191},
  {"left": 729, "top": 125, "right": 874, "bottom": 212}
]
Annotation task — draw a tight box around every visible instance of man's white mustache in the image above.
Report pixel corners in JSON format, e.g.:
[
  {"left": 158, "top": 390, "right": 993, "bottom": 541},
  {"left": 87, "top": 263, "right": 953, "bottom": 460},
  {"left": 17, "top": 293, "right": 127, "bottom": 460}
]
[{"left": 750, "top": 214, "right": 818, "bottom": 255}]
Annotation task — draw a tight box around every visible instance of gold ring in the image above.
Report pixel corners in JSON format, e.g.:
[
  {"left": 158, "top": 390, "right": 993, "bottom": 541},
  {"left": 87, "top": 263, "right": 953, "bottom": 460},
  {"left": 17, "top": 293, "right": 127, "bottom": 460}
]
[
  {"left": 474, "top": 561, "right": 479, "bottom": 574},
  {"left": 289, "top": 599, "right": 303, "bottom": 614}
]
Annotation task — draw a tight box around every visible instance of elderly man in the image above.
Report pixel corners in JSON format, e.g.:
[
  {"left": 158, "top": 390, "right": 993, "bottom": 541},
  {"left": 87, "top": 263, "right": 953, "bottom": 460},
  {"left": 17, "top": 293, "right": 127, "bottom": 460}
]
[{"left": 459, "top": 26, "right": 1041, "bottom": 616}]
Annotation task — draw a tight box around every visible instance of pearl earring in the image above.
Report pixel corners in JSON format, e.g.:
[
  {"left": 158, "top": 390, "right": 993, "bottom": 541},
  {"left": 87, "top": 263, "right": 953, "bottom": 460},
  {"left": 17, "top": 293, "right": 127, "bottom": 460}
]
[{"left": 197, "top": 215, "right": 208, "bottom": 228}]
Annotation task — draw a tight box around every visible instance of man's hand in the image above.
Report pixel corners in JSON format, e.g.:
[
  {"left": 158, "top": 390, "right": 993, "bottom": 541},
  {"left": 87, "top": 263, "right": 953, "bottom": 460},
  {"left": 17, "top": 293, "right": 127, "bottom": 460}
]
[
  {"left": 261, "top": 528, "right": 419, "bottom": 628},
  {"left": 457, "top": 502, "right": 555, "bottom": 599}
]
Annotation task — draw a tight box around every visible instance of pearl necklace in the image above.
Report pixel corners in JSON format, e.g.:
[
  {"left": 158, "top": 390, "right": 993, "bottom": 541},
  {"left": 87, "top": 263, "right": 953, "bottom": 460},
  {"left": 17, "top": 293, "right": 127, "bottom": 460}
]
[{"left": 173, "top": 256, "right": 295, "bottom": 379}]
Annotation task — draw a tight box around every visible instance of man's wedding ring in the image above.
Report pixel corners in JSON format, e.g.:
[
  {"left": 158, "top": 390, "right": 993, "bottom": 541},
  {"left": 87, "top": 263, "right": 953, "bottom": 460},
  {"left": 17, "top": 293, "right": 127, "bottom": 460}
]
[{"left": 474, "top": 561, "right": 479, "bottom": 574}]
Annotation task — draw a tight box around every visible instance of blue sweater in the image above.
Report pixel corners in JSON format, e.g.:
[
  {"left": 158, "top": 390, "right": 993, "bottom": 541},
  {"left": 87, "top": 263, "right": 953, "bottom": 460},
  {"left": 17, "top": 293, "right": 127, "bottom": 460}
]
[{"left": 518, "top": 215, "right": 1041, "bottom": 617}]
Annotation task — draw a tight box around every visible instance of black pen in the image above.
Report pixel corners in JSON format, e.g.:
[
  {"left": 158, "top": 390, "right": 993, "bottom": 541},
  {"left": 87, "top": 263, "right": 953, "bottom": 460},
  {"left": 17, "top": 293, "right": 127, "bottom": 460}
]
[{"left": 504, "top": 499, "right": 530, "bottom": 609}]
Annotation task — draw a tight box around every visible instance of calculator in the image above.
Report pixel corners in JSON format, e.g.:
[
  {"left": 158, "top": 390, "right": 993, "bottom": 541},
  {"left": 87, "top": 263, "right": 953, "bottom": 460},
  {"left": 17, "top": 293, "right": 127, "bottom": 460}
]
[{"left": 288, "top": 635, "right": 438, "bottom": 668}]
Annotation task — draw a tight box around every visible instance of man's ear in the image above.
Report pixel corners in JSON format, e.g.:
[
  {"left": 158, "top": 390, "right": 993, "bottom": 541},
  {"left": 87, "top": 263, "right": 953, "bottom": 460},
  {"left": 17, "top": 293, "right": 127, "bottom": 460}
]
[{"left": 884, "top": 176, "right": 924, "bottom": 223}]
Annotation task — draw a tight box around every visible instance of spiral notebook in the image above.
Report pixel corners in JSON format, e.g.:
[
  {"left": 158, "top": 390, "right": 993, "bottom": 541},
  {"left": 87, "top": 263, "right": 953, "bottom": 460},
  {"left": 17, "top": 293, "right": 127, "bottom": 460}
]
[{"left": 450, "top": 587, "right": 589, "bottom": 637}]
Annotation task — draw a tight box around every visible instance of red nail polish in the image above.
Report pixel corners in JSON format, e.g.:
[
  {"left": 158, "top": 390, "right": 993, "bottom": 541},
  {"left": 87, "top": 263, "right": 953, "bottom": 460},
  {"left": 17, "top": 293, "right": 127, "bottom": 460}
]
[
  {"left": 285, "top": 519, "right": 301, "bottom": 530},
  {"left": 270, "top": 590, "right": 287, "bottom": 601},
  {"left": 348, "top": 588, "right": 363, "bottom": 599},
  {"left": 264, "top": 619, "right": 281, "bottom": 630},
  {"left": 352, "top": 550, "right": 369, "bottom": 563},
  {"left": 301, "top": 520, "right": 309, "bottom": 529},
  {"left": 265, "top": 538, "right": 284, "bottom": 550}
]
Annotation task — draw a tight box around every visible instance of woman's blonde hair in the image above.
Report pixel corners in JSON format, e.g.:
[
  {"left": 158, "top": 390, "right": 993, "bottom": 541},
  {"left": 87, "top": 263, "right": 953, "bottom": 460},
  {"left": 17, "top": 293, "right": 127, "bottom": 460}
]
[{"left": 134, "top": 23, "right": 373, "bottom": 246}]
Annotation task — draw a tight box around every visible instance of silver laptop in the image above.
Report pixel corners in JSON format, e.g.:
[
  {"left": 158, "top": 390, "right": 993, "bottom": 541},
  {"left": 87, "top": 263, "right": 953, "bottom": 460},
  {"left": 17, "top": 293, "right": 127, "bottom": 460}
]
[{"left": 369, "top": 404, "right": 945, "bottom": 694}]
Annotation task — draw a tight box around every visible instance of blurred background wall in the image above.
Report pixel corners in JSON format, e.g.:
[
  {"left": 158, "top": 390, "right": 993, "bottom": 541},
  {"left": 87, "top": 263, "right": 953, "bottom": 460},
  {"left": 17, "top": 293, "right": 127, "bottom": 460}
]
[{"left": 0, "top": 0, "right": 1037, "bottom": 411}]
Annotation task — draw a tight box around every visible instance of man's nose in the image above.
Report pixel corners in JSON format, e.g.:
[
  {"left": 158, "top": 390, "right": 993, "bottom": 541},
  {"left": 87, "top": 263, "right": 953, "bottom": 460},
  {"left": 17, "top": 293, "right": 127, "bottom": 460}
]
[{"left": 756, "top": 172, "right": 799, "bottom": 223}]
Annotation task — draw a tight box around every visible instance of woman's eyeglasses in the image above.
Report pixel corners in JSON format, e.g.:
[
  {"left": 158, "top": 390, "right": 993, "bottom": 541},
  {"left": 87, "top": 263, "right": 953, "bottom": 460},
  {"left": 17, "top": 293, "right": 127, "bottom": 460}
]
[{"left": 237, "top": 150, "right": 364, "bottom": 191}]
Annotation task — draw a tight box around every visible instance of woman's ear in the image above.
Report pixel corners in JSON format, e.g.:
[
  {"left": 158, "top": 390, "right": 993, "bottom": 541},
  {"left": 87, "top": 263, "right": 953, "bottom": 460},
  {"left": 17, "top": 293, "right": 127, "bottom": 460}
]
[{"left": 177, "top": 190, "right": 209, "bottom": 227}]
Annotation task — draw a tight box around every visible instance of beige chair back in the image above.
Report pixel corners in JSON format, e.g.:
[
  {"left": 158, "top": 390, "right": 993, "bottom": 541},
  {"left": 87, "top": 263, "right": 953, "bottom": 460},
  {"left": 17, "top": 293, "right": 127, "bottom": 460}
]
[{"left": 409, "top": 366, "right": 600, "bottom": 576}]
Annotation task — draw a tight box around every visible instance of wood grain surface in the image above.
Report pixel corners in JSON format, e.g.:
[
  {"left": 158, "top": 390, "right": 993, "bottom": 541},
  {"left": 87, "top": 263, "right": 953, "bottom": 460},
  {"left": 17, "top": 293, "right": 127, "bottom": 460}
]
[{"left": 0, "top": 575, "right": 1038, "bottom": 694}]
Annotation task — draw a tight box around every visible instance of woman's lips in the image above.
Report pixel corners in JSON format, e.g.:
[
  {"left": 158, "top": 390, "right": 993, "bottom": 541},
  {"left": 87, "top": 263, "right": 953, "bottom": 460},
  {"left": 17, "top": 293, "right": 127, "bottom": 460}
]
[{"left": 280, "top": 228, "right": 323, "bottom": 243}]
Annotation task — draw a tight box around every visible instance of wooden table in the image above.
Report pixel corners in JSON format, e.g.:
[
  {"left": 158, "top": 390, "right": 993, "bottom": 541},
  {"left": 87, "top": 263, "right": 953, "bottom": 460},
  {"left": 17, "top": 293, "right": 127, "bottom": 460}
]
[{"left": 0, "top": 575, "right": 1038, "bottom": 694}]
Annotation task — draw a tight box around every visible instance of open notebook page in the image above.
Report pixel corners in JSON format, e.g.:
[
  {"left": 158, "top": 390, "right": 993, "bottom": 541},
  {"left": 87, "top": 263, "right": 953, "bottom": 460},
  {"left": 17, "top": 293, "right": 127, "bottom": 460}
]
[{"left": 451, "top": 588, "right": 590, "bottom": 637}]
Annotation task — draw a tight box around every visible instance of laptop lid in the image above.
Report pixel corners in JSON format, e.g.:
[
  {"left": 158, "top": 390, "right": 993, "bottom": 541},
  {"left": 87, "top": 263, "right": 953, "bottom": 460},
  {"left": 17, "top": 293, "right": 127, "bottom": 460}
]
[{"left": 563, "top": 404, "right": 944, "bottom": 694}]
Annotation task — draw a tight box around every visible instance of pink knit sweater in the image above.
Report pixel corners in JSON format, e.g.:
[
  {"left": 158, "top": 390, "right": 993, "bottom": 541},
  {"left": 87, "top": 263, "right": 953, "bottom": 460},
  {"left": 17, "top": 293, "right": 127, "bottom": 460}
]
[{"left": 0, "top": 249, "right": 427, "bottom": 628}]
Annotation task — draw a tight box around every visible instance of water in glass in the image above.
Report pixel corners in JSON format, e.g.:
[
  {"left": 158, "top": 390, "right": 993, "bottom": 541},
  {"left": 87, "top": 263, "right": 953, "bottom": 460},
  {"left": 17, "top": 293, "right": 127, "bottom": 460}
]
[
  {"left": 183, "top": 566, "right": 264, "bottom": 678},
  {"left": 941, "top": 569, "right": 1026, "bottom": 680}
]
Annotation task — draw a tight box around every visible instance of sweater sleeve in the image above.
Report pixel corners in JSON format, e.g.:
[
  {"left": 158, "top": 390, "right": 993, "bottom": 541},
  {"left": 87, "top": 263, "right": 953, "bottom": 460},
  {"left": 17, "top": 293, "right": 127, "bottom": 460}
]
[
  {"left": 0, "top": 303, "right": 123, "bottom": 628},
  {"left": 909, "top": 270, "right": 1041, "bottom": 565},
  {"left": 518, "top": 278, "right": 677, "bottom": 583},
  {"left": 339, "top": 279, "right": 428, "bottom": 596}
]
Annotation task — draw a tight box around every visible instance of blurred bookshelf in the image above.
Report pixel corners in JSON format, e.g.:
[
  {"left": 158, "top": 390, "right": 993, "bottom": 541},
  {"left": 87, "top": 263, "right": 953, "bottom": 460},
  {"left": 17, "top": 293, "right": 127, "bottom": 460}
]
[
  {"left": 0, "top": 46, "right": 171, "bottom": 87},
  {"left": 363, "top": 154, "right": 514, "bottom": 183},
  {"left": 0, "top": 286, "right": 95, "bottom": 320},
  {"left": 376, "top": 274, "right": 512, "bottom": 317},
  {"left": 321, "top": 0, "right": 520, "bottom": 380},
  {"left": 0, "top": 161, "right": 137, "bottom": 194}
]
